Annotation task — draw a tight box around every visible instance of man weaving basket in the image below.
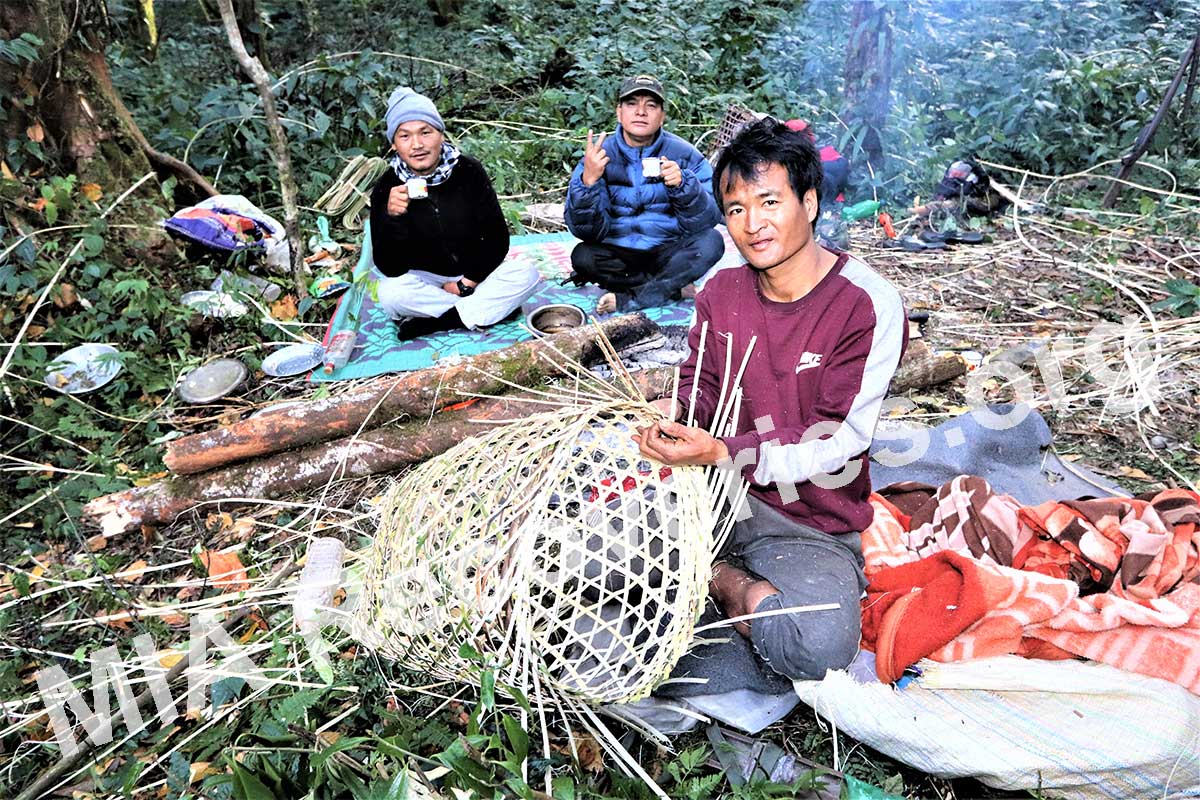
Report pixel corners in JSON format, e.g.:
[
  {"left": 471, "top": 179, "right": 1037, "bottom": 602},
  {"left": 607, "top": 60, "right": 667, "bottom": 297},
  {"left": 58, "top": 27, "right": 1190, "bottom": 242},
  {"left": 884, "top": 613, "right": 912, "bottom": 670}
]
[{"left": 637, "top": 119, "right": 908, "bottom": 699}]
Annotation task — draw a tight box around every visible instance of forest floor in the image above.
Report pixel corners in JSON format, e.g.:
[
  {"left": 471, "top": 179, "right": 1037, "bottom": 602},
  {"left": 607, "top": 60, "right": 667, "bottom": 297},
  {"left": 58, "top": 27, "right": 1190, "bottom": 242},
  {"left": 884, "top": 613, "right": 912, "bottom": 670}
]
[{"left": 4, "top": 190, "right": 1198, "bottom": 799}]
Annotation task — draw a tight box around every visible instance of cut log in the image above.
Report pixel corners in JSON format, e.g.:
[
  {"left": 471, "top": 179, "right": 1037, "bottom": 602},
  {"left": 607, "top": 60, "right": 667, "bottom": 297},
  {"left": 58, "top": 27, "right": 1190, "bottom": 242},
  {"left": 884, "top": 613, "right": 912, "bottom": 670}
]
[
  {"left": 87, "top": 342, "right": 961, "bottom": 537},
  {"left": 164, "top": 313, "right": 660, "bottom": 475},
  {"left": 889, "top": 340, "right": 968, "bottom": 392},
  {"left": 87, "top": 395, "right": 528, "bottom": 536},
  {"left": 88, "top": 365, "right": 677, "bottom": 536},
  {"left": 629, "top": 339, "right": 967, "bottom": 401}
]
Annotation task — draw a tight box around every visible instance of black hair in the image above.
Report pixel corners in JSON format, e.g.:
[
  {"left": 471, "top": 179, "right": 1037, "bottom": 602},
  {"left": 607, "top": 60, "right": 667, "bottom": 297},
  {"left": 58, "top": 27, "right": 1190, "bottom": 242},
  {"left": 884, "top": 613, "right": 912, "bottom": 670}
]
[{"left": 712, "top": 119, "right": 824, "bottom": 218}]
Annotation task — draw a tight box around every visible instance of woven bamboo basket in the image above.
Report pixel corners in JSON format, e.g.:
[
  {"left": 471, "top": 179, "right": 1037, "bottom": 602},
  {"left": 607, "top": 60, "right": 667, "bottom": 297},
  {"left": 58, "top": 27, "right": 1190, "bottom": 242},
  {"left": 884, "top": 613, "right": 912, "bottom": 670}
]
[
  {"left": 352, "top": 399, "right": 718, "bottom": 704},
  {"left": 704, "top": 103, "right": 767, "bottom": 164}
]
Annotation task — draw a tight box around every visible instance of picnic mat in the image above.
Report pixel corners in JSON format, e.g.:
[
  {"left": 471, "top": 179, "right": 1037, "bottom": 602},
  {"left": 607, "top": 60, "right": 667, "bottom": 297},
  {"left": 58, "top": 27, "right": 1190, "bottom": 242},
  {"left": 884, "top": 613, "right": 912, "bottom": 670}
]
[{"left": 313, "top": 224, "right": 743, "bottom": 381}]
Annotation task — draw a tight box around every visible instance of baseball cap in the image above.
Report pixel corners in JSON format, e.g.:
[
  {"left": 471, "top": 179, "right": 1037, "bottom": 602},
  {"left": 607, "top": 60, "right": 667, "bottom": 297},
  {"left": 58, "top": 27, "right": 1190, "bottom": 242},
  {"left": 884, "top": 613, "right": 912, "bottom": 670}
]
[{"left": 618, "top": 74, "right": 666, "bottom": 104}]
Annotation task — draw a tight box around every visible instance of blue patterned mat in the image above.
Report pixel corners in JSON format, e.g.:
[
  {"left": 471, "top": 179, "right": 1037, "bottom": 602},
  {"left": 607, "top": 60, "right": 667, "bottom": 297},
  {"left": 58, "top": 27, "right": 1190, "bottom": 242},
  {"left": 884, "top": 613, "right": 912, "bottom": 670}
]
[{"left": 312, "top": 224, "right": 741, "bottom": 381}]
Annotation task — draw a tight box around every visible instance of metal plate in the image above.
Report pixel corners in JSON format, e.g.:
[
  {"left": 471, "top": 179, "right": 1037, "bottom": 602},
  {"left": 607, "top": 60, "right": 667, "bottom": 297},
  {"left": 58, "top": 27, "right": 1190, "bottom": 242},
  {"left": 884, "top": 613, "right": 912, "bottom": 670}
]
[
  {"left": 527, "top": 303, "right": 586, "bottom": 334},
  {"left": 261, "top": 343, "right": 324, "bottom": 377},
  {"left": 177, "top": 359, "right": 248, "bottom": 404},
  {"left": 44, "top": 343, "right": 122, "bottom": 394}
]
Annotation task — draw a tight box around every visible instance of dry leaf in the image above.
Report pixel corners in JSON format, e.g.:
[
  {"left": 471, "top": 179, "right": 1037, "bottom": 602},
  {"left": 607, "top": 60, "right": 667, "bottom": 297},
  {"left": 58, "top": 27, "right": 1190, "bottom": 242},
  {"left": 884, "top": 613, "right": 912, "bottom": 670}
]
[
  {"left": 206, "top": 512, "right": 234, "bottom": 532},
  {"left": 216, "top": 409, "right": 242, "bottom": 428},
  {"left": 270, "top": 293, "right": 299, "bottom": 321},
  {"left": 189, "top": 762, "right": 215, "bottom": 784},
  {"left": 198, "top": 549, "right": 249, "bottom": 591},
  {"left": 80, "top": 182, "right": 103, "bottom": 202},
  {"left": 1118, "top": 465, "right": 1153, "bottom": 481},
  {"left": 237, "top": 612, "right": 267, "bottom": 643},
  {"left": 161, "top": 612, "right": 189, "bottom": 627},
  {"left": 133, "top": 470, "right": 168, "bottom": 487},
  {"left": 157, "top": 651, "right": 185, "bottom": 669},
  {"left": 118, "top": 559, "right": 149, "bottom": 582},
  {"left": 555, "top": 731, "right": 604, "bottom": 774},
  {"left": 53, "top": 283, "right": 78, "bottom": 309},
  {"left": 100, "top": 611, "right": 133, "bottom": 630},
  {"left": 1, "top": 161, "right": 14, "bottom": 181},
  {"left": 26, "top": 123, "right": 44, "bottom": 143},
  {"left": 86, "top": 534, "right": 108, "bottom": 552},
  {"left": 27, "top": 324, "right": 46, "bottom": 339},
  {"left": 228, "top": 517, "right": 256, "bottom": 542}
]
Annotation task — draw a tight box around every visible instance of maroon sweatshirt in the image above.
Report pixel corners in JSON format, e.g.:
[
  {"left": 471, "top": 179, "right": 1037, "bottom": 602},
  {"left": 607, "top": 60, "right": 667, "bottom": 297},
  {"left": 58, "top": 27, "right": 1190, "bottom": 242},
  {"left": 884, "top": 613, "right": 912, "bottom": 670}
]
[{"left": 679, "top": 251, "right": 907, "bottom": 534}]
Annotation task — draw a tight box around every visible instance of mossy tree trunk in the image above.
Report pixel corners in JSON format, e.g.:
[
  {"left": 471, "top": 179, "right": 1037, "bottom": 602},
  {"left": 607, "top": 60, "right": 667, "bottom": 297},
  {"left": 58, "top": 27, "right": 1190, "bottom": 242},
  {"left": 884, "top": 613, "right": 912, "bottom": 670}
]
[
  {"left": 0, "top": 0, "right": 214, "bottom": 203},
  {"left": 0, "top": 0, "right": 154, "bottom": 191}
]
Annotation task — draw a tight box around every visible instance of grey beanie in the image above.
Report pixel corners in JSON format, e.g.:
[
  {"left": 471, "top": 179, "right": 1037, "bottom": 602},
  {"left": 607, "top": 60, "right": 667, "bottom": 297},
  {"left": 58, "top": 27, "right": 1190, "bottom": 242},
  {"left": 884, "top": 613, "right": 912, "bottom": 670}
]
[{"left": 384, "top": 86, "right": 444, "bottom": 142}]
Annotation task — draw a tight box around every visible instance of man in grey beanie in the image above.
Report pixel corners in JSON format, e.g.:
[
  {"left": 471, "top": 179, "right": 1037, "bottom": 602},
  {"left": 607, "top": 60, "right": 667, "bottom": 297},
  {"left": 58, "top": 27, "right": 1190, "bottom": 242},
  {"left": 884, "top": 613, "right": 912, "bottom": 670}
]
[{"left": 370, "top": 86, "right": 540, "bottom": 340}]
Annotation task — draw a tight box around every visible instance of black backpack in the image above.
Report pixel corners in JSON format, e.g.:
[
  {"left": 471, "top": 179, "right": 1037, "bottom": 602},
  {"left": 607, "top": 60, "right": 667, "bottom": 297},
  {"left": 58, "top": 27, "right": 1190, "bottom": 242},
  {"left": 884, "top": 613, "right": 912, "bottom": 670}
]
[{"left": 933, "top": 158, "right": 1007, "bottom": 216}]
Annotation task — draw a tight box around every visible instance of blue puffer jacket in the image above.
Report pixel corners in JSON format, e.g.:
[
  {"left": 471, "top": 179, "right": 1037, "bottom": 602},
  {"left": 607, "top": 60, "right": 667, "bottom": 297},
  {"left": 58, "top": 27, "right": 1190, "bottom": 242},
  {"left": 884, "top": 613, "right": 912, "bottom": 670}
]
[{"left": 565, "top": 125, "right": 720, "bottom": 251}]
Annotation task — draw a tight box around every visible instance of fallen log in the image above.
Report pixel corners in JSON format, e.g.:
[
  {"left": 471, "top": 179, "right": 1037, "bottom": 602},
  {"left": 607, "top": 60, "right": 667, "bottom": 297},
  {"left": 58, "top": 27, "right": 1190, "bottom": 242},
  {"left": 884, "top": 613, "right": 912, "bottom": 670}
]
[
  {"left": 164, "top": 313, "right": 659, "bottom": 475},
  {"left": 86, "top": 395, "right": 528, "bottom": 536},
  {"left": 86, "top": 371, "right": 678, "bottom": 536},
  {"left": 86, "top": 344, "right": 961, "bottom": 536},
  {"left": 630, "top": 339, "right": 967, "bottom": 400}
]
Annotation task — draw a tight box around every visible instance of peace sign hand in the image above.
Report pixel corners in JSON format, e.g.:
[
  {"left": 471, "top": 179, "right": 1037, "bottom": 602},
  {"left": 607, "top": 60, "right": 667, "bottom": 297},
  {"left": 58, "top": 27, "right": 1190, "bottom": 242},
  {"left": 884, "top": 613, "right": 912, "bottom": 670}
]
[{"left": 581, "top": 130, "right": 610, "bottom": 187}]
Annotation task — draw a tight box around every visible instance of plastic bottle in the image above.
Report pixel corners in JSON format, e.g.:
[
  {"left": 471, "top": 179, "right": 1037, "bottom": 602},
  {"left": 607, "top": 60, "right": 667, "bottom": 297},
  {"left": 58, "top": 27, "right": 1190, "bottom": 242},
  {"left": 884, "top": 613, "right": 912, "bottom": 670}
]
[
  {"left": 878, "top": 211, "right": 897, "bottom": 239},
  {"left": 841, "top": 199, "right": 882, "bottom": 221},
  {"left": 322, "top": 330, "right": 357, "bottom": 374}
]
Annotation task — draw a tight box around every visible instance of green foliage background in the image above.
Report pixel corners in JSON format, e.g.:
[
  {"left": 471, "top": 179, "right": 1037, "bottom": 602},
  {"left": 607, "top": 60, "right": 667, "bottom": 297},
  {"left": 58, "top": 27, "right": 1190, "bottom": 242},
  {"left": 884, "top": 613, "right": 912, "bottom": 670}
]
[{"left": 105, "top": 0, "right": 1200, "bottom": 209}]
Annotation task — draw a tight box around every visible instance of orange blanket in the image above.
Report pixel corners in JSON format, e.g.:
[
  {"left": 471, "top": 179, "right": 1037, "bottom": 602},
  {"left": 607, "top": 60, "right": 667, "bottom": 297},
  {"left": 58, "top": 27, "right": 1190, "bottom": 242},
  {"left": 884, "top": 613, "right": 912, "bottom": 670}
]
[{"left": 860, "top": 478, "right": 1200, "bottom": 692}]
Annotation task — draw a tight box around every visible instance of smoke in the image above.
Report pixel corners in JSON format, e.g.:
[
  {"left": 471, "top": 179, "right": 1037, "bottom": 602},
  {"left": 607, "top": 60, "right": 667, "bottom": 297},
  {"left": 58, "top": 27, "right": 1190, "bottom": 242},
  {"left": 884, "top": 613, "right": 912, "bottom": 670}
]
[{"left": 754, "top": 0, "right": 1200, "bottom": 201}]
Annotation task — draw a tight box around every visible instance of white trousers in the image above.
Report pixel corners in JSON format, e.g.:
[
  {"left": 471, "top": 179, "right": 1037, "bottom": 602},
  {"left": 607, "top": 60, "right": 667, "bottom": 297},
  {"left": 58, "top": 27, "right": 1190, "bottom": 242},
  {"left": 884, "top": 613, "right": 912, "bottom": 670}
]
[{"left": 376, "top": 259, "right": 542, "bottom": 329}]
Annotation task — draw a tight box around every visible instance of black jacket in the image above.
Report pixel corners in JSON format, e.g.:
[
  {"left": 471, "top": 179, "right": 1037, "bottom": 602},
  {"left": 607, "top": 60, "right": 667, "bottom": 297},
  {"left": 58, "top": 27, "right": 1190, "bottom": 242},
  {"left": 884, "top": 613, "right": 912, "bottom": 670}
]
[{"left": 369, "top": 155, "right": 510, "bottom": 283}]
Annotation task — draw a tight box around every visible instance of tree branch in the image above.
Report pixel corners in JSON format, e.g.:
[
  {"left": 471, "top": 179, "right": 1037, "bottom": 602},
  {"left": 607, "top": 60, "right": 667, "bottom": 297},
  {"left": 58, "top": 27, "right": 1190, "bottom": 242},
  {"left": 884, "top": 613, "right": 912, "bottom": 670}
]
[
  {"left": 215, "top": 0, "right": 305, "bottom": 286},
  {"left": 1101, "top": 34, "right": 1200, "bottom": 208},
  {"left": 81, "top": 49, "right": 218, "bottom": 198}
]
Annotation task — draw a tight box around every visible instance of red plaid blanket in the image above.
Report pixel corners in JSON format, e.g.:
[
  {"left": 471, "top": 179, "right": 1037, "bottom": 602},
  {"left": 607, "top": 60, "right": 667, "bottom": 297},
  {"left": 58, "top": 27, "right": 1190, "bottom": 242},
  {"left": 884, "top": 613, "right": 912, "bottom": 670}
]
[{"left": 860, "top": 477, "right": 1200, "bottom": 692}]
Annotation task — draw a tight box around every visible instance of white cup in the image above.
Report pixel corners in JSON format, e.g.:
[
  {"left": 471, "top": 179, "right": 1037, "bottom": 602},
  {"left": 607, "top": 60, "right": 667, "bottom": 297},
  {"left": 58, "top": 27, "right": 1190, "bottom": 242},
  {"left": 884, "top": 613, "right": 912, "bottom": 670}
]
[
  {"left": 405, "top": 177, "right": 429, "bottom": 199},
  {"left": 641, "top": 157, "right": 662, "bottom": 178}
]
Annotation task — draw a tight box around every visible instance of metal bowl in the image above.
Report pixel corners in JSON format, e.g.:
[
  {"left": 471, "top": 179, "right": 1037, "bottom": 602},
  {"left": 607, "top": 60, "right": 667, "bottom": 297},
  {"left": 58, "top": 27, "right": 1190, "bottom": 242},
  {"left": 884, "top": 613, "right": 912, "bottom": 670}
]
[
  {"left": 177, "top": 358, "right": 248, "bottom": 404},
  {"left": 526, "top": 303, "right": 586, "bottom": 335}
]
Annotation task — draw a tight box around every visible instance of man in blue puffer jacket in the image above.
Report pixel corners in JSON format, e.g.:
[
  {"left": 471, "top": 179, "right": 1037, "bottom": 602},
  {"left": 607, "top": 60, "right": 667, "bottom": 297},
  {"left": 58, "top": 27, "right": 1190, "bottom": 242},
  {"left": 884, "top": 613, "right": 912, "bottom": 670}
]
[{"left": 565, "top": 75, "right": 724, "bottom": 313}]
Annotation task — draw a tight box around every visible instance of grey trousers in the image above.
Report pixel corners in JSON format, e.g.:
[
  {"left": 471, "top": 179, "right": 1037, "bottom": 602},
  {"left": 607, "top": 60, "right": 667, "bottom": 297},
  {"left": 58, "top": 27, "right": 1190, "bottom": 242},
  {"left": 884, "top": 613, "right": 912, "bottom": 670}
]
[{"left": 657, "top": 496, "right": 867, "bottom": 698}]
